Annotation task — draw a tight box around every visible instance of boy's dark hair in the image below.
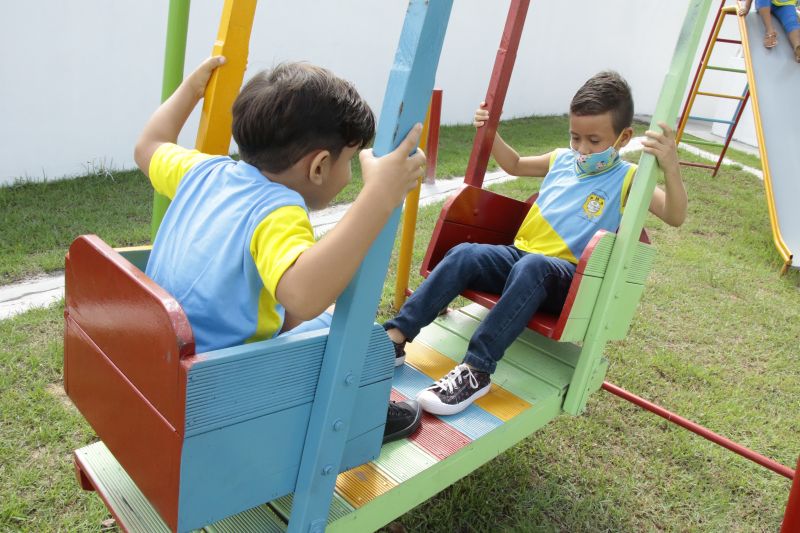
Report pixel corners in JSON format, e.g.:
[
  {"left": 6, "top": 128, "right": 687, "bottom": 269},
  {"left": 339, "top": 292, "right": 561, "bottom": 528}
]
[
  {"left": 570, "top": 71, "right": 634, "bottom": 134},
  {"left": 232, "top": 62, "right": 375, "bottom": 173}
]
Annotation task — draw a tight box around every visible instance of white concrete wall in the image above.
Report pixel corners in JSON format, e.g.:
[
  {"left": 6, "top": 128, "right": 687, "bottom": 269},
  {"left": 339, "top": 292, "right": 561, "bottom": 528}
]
[{"left": 1, "top": 0, "right": 727, "bottom": 186}]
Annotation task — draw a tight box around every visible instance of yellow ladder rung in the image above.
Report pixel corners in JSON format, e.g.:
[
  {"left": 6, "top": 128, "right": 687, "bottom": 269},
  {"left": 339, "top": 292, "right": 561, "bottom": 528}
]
[{"left": 696, "top": 91, "right": 746, "bottom": 100}]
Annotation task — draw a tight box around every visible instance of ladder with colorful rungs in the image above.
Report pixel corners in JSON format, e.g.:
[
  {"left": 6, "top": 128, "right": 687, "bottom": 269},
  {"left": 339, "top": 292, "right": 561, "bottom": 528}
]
[{"left": 676, "top": 1, "right": 750, "bottom": 176}]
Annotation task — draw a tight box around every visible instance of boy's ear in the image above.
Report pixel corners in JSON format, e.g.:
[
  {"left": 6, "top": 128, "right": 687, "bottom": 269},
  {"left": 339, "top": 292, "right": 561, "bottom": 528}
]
[
  {"left": 618, "top": 126, "right": 635, "bottom": 148},
  {"left": 308, "top": 150, "right": 331, "bottom": 186}
]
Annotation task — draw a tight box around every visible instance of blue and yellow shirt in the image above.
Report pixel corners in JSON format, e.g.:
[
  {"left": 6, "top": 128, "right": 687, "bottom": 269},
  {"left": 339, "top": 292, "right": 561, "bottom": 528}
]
[
  {"left": 514, "top": 149, "right": 636, "bottom": 264},
  {"left": 145, "top": 144, "right": 315, "bottom": 353}
]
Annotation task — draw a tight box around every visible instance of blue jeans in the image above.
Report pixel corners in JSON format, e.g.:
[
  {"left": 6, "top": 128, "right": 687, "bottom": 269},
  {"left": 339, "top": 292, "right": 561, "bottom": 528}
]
[{"left": 386, "top": 243, "right": 576, "bottom": 374}]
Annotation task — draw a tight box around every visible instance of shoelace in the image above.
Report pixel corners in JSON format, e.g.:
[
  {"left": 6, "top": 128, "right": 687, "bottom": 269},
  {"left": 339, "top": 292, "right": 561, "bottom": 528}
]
[{"left": 432, "top": 364, "right": 479, "bottom": 394}]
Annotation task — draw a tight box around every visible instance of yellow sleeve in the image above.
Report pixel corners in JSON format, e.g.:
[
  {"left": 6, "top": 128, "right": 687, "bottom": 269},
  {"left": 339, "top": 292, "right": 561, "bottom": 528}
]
[
  {"left": 148, "top": 143, "right": 213, "bottom": 199},
  {"left": 620, "top": 164, "right": 638, "bottom": 213},
  {"left": 548, "top": 149, "right": 560, "bottom": 170},
  {"left": 250, "top": 206, "right": 316, "bottom": 297}
]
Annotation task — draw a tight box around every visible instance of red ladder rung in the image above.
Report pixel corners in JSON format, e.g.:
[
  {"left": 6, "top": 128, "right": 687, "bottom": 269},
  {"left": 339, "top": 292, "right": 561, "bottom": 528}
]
[{"left": 679, "top": 161, "right": 717, "bottom": 170}]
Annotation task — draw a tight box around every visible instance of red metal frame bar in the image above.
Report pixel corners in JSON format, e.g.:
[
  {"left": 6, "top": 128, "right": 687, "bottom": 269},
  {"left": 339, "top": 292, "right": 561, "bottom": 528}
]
[
  {"left": 602, "top": 381, "right": 795, "bottom": 480},
  {"left": 782, "top": 456, "right": 800, "bottom": 532},
  {"left": 463, "top": 0, "right": 529, "bottom": 187},
  {"left": 712, "top": 87, "right": 749, "bottom": 176},
  {"left": 425, "top": 88, "right": 443, "bottom": 184},
  {"left": 680, "top": 161, "right": 717, "bottom": 169}
]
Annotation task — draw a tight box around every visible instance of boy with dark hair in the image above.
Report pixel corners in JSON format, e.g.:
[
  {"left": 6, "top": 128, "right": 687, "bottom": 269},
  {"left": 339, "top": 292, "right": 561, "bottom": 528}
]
[
  {"left": 134, "top": 57, "right": 426, "bottom": 443},
  {"left": 385, "top": 71, "right": 687, "bottom": 415}
]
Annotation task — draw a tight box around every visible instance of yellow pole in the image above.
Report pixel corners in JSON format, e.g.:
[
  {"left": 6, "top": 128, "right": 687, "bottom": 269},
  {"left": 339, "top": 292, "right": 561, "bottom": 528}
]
[
  {"left": 736, "top": 10, "right": 793, "bottom": 273},
  {"left": 195, "top": 0, "right": 258, "bottom": 155},
  {"left": 393, "top": 98, "right": 433, "bottom": 311}
]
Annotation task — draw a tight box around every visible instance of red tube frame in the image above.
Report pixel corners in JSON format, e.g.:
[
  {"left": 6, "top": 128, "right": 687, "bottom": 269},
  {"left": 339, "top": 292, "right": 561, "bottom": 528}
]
[
  {"left": 782, "top": 456, "right": 800, "bottom": 532},
  {"left": 602, "top": 381, "right": 795, "bottom": 480}
]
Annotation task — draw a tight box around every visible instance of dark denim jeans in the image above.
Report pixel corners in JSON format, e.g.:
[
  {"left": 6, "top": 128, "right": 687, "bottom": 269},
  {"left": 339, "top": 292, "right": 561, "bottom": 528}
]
[{"left": 385, "top": 243, "right": 576, "bottom": 374}]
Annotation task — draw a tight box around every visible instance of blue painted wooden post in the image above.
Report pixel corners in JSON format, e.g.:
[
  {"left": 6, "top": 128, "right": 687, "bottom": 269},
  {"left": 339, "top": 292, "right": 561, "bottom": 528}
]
[{"left": 287, "top": 1, "right": 454, "bottom": 532}]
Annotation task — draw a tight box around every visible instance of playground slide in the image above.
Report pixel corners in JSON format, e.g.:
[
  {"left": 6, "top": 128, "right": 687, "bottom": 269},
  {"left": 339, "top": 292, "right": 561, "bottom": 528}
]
[{"left": 739, "top": 12, "right": 800, "bottom": 271}]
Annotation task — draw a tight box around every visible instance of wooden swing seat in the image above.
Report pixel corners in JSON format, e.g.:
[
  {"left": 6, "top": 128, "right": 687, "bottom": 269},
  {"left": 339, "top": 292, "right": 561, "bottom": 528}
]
[
  {"left": 420, "top": 184, "right": 654, "bottom": 343},
  {"left": 63, "top": 235, "right": 396, "bottom": 532}
]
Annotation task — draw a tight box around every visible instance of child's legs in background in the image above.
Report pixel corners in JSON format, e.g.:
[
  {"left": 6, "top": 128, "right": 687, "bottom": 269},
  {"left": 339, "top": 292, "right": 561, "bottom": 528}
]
[
  {"left": 462, "top": 253, "right": 576, "bottom": 374},
  {"left": 771, "top": 4, "right": 800, "bottom": 49},
  {"left": 385, "top": 243, "right": 524, "bottom": 342},
  {"left": 755, "top": 0, "right": 778, "bottom": 35}
]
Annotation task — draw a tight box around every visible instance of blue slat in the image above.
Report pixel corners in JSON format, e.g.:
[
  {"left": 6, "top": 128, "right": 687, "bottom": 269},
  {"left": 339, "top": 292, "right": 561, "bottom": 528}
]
[
  {"left": 687, "top": 115, "right": 735, "bottom": 125},
  {"left": 287, "top": 2, "right": 455, "bottom": 532},
  {"left": 392, "top": 365, "right": 502, "bottom": 440}
]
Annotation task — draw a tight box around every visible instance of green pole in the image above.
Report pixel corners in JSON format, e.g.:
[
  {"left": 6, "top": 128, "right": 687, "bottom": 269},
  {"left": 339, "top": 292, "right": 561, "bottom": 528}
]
[
  {"left": 151, "top": 0, "right": 191, "bottom": 241},
  {"left": 562, "top": 0, "right": 714, "bottom": 415}
]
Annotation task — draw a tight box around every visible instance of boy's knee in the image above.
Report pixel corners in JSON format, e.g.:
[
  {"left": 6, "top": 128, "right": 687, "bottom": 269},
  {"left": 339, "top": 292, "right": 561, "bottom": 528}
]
[
  {"left": 512, "top": 253, "right": 554, "bottom": 278},
  {"left": 445, "top": 242, "right": 476, "bottom": 257}
]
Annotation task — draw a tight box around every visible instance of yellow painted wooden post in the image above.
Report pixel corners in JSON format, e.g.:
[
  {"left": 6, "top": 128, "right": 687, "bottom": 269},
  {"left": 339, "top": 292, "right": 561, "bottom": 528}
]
[
  {"left": 195, "top": 0, "right": 258, "bottom": 155},
  {"left": 393, "top": 99, "right": 433, "bottom": 311}
]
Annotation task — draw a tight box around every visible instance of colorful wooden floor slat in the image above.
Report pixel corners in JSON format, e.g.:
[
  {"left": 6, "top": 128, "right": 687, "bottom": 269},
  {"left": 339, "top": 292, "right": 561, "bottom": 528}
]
[
  {"left": 403, "top": 341, "right": 531, "bottom": 421},
  {"left": 74, "top": 306, "right": 596, "bottom": 532}
]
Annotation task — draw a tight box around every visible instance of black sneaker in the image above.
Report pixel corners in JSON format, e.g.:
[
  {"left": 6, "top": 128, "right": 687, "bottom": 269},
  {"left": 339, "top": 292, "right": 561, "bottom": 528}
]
[
  {"left": 382, "top": 400, "right": 422, "bottom": 444},
  {"left": 416, "top": 363, "right": 491, "bottom": 416},
  {"left": 392, "top": 339, "right": 407, "bottom": 367}
]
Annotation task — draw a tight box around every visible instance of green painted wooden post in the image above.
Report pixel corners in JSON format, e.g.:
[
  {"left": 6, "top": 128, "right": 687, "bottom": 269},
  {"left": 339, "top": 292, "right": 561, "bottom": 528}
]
[
  {"left": 562, "top": 0, "right": 714, "bottom": 416},
  {"left": 151, "top": 0, "right": 191, "bottom": 241}
]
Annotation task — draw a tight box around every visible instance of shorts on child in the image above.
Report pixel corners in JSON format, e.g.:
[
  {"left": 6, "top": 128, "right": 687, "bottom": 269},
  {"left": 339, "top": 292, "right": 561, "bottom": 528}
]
[{"left": 755, "top": 0, "right": 800, "bottom": 33}]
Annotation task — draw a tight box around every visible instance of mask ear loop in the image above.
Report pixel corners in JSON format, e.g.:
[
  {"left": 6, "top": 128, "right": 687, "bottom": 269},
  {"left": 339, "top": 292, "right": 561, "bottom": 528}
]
[{"left": 610, "top": 130, "right": 625, "bottom": 152}]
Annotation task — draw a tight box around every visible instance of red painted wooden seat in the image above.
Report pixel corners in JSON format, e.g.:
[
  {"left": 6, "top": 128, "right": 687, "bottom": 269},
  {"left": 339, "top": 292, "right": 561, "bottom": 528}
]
[{"left": 420, "top": 185, "right": 651, "bottom": 342}]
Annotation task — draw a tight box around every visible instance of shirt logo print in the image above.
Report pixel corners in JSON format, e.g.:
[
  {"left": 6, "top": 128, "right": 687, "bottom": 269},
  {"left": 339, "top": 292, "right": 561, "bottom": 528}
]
[{"left": 583, "top": 193, "right": 605, "bottom": 219}]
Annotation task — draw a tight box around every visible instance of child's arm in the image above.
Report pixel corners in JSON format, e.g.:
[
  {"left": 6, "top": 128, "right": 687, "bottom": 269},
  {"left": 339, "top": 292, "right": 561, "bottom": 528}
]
[
  {"left": 133, "top": 56, "right": 226, "bottom": 177},
  {"left": 642, "top": 122, "right": 687, "bottom": 227},
  {"left": 738, "top": 0, "right": 752, "bottom": 16},
  {"left": 474, "top": 102, "right": 551, "bottom": 178},
  {"left": 275, "top": 126, "right": 426, "bottom": 320}
]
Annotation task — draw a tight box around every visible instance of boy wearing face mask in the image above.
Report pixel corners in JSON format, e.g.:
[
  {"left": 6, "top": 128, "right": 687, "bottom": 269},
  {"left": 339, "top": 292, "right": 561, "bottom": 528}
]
[{"left": 384, "top": 71, "right": 686, "bottom": 416}]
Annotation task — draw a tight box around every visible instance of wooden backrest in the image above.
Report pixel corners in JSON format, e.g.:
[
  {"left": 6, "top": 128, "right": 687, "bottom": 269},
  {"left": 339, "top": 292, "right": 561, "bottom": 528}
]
[
  {"left": 420, "top": 185, "right": 533, "bottom": 275},
  {"left": 64, "top": 235, "right": 195, "bottom": 528},
  {"left": 64, "top": 235, "right": 194, "bottom": 428}
]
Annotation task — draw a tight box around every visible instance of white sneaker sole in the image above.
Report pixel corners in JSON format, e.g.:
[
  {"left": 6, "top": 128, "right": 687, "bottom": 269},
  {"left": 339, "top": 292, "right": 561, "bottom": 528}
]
[
  {"left": 416, "top": 383, "right": 491, "bottom": 416},
  {"left": 394, "top": 354, "right": 406, "bottom": 367}
]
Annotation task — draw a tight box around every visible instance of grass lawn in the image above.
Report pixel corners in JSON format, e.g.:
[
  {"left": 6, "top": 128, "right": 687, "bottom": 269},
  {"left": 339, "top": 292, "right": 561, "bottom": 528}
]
[{"left": 1, "top": 115, "right": 798, "bottom": 531}]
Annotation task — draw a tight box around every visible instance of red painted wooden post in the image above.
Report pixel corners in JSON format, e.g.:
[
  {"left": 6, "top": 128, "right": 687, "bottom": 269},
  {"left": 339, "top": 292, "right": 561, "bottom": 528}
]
[
  {"left": 424, "top": 88, "right": 443, "bottom": 184},
  {"left": 463, "top": 0, "right": 529, "bottom": 188}
]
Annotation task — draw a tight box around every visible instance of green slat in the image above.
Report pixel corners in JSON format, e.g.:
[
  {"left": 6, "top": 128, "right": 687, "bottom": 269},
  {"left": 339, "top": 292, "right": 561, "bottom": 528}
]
[
  {"left": 372, "top": 439, "right": 439, "bottom": 483},
  {"left": 682, "top": 138, "right": 725, "bottom": 148},
  {"left": 75, "top": 442, "right": 176, "bottom": 533},
  {"left": 628, "top": 242, "right": 657, "bottom": 284},
  {"left": 203, "top": 505, "right": 286, "bottom": 533},
  {"left": 269, "top": 493, "right": 353, "bottom": 523},
  {"left": 706, "top": 65, "right": 746, "bottom": 73},
  {"left": 582, "top": 233, "right": 616, "bottom": 277}
]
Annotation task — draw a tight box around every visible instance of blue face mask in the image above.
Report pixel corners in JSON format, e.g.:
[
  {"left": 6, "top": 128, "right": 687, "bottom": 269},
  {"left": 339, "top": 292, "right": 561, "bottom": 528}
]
[{"left": 572, "top": 131, "right": 624, "bottom": 176}]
